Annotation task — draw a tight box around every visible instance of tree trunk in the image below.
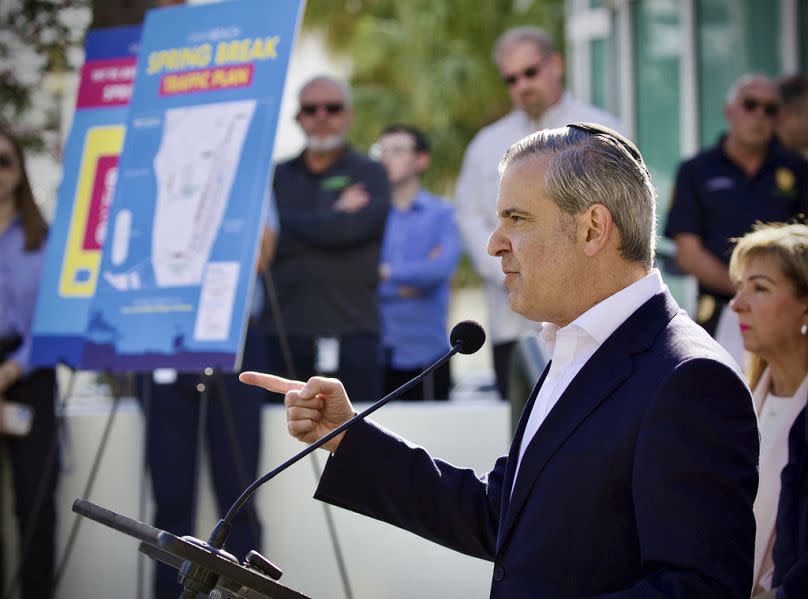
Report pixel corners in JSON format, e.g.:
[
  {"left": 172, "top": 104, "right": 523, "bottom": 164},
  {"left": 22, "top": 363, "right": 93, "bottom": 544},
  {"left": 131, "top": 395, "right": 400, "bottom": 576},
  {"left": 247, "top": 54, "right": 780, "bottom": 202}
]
[{"left": 90, "top": 0, "right": 154, "bottom": 28}]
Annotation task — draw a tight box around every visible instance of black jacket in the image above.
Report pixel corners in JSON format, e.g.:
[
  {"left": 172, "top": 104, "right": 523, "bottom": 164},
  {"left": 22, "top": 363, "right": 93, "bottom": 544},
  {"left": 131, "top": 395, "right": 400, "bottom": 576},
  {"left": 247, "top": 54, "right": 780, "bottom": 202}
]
[
  {"left": 772, "top": 407, "right": 808, "bottom": 597},
  {"left": 267, "top": 146, "right": 390, "bottom": 336}
]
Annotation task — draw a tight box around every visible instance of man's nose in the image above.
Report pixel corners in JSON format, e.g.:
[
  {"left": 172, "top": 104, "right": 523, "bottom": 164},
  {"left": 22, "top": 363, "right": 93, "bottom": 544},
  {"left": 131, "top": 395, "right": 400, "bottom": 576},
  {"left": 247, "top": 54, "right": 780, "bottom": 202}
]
[
  {"left": 487, "top": 225, "right": 506, "bottom": 257},
  {"left": 514, "top": 77, "right": 532, "bottom": 94}
]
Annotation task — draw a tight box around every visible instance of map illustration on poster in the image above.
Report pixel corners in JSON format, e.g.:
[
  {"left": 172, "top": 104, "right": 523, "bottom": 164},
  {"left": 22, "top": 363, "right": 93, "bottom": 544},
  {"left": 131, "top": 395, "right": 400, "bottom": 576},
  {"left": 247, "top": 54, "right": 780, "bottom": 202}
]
[{"left": 82, "top": 0, "right": 304, "bottom": 372}]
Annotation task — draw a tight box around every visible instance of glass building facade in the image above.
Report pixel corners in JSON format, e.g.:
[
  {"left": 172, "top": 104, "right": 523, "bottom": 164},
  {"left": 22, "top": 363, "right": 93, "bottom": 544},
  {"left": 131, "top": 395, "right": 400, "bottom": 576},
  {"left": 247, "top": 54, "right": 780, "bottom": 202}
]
[{"left": 565, "top": 0, "right": 807, "bottom": 310}]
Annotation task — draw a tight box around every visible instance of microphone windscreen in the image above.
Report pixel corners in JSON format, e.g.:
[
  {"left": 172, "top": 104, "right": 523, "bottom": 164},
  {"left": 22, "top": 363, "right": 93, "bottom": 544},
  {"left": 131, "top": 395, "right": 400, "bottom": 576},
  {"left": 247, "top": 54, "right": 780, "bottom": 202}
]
[{"left": 450, "top": 320, "right": 486, "bottom": 355}]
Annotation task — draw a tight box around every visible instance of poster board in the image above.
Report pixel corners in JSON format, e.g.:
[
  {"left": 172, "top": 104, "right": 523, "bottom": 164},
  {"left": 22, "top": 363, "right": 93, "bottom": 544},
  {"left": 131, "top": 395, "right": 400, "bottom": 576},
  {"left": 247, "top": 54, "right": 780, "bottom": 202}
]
[
  {"left": 30, "top": 25, "right": 141, "bottom": 368},
  {"left": 82, "top": 0, "right": 303, "bottom": 372}
]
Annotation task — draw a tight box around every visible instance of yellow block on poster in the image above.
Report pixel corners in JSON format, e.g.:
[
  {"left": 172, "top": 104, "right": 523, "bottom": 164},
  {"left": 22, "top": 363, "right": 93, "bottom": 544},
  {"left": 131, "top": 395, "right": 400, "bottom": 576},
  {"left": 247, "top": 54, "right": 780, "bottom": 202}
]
[{"left": 59, "top": 126, "right": 124, "bottom": 297}]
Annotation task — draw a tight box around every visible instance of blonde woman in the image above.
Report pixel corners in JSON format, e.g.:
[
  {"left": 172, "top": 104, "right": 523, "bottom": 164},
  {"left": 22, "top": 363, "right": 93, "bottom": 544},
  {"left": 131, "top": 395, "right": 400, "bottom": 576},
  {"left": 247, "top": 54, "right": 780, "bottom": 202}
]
[{"left": 729, "top": 222, "right": 808, "bottom": 597}]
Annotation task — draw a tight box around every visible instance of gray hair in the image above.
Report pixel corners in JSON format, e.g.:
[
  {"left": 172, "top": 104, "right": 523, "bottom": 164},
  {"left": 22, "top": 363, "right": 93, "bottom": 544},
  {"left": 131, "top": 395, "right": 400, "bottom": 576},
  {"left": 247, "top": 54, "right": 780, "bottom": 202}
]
[
  {"left": 499, "top": 126, "right": 657, "bottom": 269},
  {"left": 298, "top": 75, "right": 353, "bottom": 107},
  {"left": 492, "top": 26, "right": 557, "bottom": 66},
  {"left": 725, "top": 73, "right": 776, "bottom": 105}
]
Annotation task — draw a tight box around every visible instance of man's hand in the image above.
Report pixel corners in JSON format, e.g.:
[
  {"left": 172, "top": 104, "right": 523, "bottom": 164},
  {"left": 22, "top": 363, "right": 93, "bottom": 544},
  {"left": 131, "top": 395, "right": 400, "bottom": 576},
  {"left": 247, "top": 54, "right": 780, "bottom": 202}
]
[
  {"left": 239, "top": 372, "right": 355, "bottom": 452},
  {"left": 674, "top": 233, "right": 736, "bottom": 297},
  {"left": 333, "top": 184, "right": 369, "bottom": 213},
  {"left": 257, "top": 227, "right": 278, "bottom": 273},
  {"left": 398, "top": 286, "right": 419, "bottom": 298},
  {"left": 379, "top": 263, "right": 391, "bottom": 281},
  {"left": 0, "top": 360, "right": 21, "bottom": 396}
]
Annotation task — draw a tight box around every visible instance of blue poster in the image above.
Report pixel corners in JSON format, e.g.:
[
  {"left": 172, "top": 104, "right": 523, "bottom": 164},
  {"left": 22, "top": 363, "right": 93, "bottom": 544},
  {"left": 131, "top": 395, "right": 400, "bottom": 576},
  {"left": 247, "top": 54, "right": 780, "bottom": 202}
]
[
  {"left": 30, "top": 25, "right": 142, "bottom": 368},
  {"left": 82, "top": 0, "right": 304, "bottom": 372}
]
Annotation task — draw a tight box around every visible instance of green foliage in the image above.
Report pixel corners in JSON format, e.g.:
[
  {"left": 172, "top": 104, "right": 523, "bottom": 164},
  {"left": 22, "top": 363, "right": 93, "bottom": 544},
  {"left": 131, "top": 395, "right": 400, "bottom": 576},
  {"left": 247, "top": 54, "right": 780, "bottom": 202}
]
[
  {"left": 301, "top": 1, "right": 564, "bottom": 286},
  {"left": 0, "top": 0, "right": 90, "bottom": 149},
  {"left": 302, "top": 0, "right": 564, "bottom": 197}
]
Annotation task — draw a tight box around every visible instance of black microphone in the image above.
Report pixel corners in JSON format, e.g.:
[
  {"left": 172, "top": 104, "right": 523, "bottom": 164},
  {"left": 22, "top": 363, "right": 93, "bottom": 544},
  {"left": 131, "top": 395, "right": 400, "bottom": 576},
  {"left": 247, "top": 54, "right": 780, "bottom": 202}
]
[
  {"left": 450, "top": 319, "right": 486, "bottom": 355},
  {"left": 178, "top": 320, "right": 486, "bottom": 595}
]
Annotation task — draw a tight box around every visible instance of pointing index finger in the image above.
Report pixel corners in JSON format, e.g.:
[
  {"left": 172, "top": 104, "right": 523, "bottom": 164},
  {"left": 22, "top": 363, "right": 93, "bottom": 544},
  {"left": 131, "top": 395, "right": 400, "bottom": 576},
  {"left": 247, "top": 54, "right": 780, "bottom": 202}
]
[{"left": 239, "top": 371, "right": 305, "bottom": 394}]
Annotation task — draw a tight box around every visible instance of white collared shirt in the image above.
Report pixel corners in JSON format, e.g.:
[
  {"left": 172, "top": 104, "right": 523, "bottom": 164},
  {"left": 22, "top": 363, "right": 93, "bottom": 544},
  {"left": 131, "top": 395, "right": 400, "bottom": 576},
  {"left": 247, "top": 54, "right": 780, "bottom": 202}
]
[
  {"left": 512, "top": 270, "right": 666, "bottom": 490},
  {"left": 752, "top": 367, "right": 808, "bottom": 589}
]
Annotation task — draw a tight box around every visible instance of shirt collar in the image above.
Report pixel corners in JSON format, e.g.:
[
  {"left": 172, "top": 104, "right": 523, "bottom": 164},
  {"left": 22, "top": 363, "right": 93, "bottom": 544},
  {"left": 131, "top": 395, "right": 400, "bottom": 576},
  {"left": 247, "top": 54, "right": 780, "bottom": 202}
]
[
  {"left": 293, "top": 144, "right": 354, "bottom": 173},
  {"left": 539, "top": 269, "right": 664, "bottom": 358},
  {"left": 716, "top": 132, "right": 781, "bottom": 169},
  {"left": 410, "top": 189, "right": 429, "bottom": 210},
  {"left": 392, "top": 189, "right": 429, "bottom": 214}
]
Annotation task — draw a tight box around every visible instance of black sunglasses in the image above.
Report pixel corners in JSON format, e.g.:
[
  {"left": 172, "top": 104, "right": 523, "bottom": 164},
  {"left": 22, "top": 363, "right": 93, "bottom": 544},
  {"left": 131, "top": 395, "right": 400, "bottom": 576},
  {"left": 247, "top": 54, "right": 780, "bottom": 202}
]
[
  {"left": 741, "top": 97, "right": 779, "bottom": 117},
  {"left": 0, "top": 153, "right": 14, "bottom": 169},
  {"left": 501, "top": 63, "right": 544, "bottom": 87},
  {"left": 299, "top": 102, "right": 345, "bottom": 116}
]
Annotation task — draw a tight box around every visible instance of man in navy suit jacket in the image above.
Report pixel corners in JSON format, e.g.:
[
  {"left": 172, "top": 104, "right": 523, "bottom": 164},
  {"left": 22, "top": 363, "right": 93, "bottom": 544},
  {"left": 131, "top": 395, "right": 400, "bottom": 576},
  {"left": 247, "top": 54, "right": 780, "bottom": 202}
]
[{"left": 241, "top": 124, "right": 760, "bottom": 598}]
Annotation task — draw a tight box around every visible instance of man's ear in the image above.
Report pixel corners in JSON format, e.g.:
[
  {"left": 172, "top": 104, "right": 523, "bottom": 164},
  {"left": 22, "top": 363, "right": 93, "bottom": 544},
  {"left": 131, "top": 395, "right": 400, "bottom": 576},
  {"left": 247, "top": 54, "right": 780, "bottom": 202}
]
[
  {"left": 416, "top": 152, "right": 431, "bottom": 174},
  {"left": 582, "top": 203, "right": 614, "bottom": 257},
  {"left": 801, "top": 299, "right": 808, "bottom": 321},
  {"left": 549, "top": 53, "right": 564, "bottom": 81},
  {"left": 723, "top": 102, "right": 733, "bottom": 124}
]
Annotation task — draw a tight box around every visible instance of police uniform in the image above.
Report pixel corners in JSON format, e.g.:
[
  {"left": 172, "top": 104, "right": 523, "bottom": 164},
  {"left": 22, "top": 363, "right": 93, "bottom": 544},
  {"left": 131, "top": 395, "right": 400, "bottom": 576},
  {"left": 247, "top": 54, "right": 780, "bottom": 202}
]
[{"left": 665, "top": 136, "right": 808, "bottom": 334}]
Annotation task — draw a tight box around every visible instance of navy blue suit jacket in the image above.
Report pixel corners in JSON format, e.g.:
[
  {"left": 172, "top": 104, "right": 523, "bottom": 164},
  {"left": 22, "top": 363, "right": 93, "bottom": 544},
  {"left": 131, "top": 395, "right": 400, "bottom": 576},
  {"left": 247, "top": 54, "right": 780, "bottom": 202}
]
[
  {"left": 772, "top": 407, "right": 808, "bottom": 597},
  {"left": 315, "top": 290, "right": 759, "bottom": 598}
]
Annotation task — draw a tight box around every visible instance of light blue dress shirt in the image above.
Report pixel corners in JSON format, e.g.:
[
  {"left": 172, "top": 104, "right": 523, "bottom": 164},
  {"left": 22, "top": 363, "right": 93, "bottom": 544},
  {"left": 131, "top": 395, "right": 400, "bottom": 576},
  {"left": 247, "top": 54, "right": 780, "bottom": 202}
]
[
  {"left": 379, "top": 189, "right": 461, "bottom": 369},
  {"left": 0, "top": 218, "right": 46, "bottom": 373}
]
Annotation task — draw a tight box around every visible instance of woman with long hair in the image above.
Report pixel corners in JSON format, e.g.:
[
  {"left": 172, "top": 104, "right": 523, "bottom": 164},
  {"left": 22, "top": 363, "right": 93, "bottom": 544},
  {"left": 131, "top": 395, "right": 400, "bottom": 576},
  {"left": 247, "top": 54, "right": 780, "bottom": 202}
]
[
  {"left": 729, "top": 222, "right": 808, "bottom": 597},
  {"left": 0, "top": 127, "right": 57, "bottom": 599}
]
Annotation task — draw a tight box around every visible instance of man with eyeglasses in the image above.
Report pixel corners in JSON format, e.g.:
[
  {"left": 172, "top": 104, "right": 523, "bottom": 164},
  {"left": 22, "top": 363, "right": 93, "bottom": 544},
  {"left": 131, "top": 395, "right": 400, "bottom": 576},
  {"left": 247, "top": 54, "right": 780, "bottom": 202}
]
[
  {"left": 371, "top": 125, "right": 461, "bottom": 401},
  {"left": 665, "top": 74, "right": 808, "bottom": 352},
  {"left": 264, "top": 75, "right": 390, "bottom": 405},
  {"left": 455, "top": 26, "right": 621, "bottom": 402}
]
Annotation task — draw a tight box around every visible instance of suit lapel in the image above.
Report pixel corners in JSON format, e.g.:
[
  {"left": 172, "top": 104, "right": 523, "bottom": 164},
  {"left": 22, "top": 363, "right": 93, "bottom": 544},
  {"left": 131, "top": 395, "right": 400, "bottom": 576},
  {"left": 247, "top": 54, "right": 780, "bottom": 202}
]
[
  {"left": 497, "top": 291, "right": 679, "bottom": 551},
  {"left": 497, "top": 363, "right": 551, "bottom": 547}
]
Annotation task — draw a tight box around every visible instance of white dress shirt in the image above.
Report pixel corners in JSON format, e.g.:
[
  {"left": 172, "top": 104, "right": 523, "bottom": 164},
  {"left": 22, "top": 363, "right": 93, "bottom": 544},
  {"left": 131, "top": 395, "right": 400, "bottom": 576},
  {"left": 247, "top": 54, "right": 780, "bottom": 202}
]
[
  {"left": 455, "top": 93, "right": 623, "bottom": 344},
  {"left": 512, "top": 270, "right": 666, "bottom": 489},
  {"left": 751, "top": 368, "right": 808, "bottom": 590}
]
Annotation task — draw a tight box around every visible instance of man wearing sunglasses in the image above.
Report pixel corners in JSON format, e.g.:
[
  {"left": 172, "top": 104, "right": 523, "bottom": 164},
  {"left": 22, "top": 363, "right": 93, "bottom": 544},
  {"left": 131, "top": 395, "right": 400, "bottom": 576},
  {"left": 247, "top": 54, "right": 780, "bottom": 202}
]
[
  {"left": 264, "top": 75, "right": 390, "bottom": 405},
  {"left": 666, "top": 74, "right": 808, "bottom": 354},
  {"left": 455, "top": 26, "right": 621, "bottom": 403}
]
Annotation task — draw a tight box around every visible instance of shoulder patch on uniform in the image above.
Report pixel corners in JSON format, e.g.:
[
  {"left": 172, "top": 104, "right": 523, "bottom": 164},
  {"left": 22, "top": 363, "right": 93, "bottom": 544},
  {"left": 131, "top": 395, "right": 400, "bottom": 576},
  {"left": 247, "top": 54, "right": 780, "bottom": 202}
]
[{"left": 775, "top": 167, "right": 796, "bottom": 194}]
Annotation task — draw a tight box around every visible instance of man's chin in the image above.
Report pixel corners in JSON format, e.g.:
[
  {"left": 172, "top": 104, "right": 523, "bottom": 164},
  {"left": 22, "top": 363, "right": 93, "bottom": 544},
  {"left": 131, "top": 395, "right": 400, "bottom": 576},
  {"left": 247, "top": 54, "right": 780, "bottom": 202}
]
[
  {"left": 306, "top": 134, "right": 346, "bottom": 152},
  {"left": 507, "top": 293, "right": 539, "bottom": 322},
  {"left": 507, "top": 293, "right": 523, "bottom": 316},
  {"left": 520, "top": 98, "right": 547, "bottom": 118}
]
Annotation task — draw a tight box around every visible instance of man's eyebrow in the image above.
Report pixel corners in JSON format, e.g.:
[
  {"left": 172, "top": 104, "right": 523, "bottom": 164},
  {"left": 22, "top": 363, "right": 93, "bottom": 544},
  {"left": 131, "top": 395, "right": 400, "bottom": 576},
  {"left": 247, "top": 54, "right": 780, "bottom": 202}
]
[{"left": 498, "top": 207, "right": 531, "bottom": 218}]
